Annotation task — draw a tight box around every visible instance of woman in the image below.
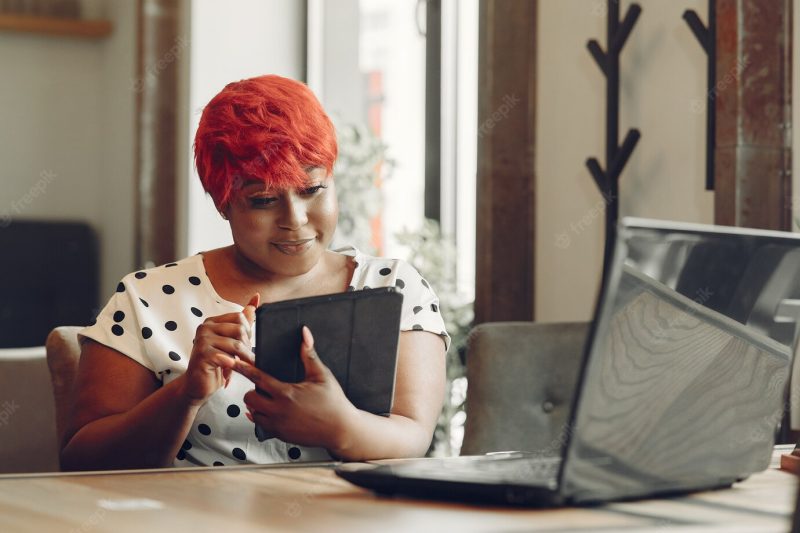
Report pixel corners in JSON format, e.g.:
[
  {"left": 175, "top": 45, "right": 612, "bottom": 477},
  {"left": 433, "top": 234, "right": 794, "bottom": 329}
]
[{"left": 60, "top": 75, "right": 449, "bottom": 470}]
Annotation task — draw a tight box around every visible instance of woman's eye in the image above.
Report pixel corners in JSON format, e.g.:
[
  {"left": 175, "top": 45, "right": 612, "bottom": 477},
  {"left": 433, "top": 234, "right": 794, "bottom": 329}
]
[
  {"left": 249, "top": 196, "right": 277, "bottom": 207},
  {"left": 301, "top": 185, "right": 327, "bottom": 196}
]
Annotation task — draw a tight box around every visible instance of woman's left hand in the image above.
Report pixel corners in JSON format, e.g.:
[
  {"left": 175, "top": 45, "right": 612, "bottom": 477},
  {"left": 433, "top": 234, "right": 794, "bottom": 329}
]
[{"left": 233, "top": 326, "right": 356, "bottom": 451}]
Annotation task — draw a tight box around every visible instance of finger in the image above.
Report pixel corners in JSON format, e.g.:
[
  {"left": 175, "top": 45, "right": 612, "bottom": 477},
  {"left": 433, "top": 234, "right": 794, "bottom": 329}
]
[
  {"left": 197, "top": 337, "right": 255, "bottom": 366},
  {"left": 299, "top": 325, "right": 331, "bottom": 382},
  {"left": 210, "top": 337, "right": 255, "bottom": 364},
  {"left": 196, "top": 317, "right": 253, "bottom": 349},
  {"left": 195, "top": 348, "right": 240, "bottom": 372},
  {"left": 202, "top": 311, "right": 252, "bottom": 328},
  {"left": 244, "top": 388, "right": 277, "bottom": 413},
  {"left": 242, "top": 293, "right": 260, "bottom": 346},
  {"left": 243, "top": 293, "right": 260, "bottom": 321},
  {"left": 234, "top": 359, "right": 288, "bottom": 395}
]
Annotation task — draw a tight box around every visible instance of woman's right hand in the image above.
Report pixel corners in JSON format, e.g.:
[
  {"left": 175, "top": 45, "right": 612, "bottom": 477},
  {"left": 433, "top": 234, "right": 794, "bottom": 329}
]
[{"left": 179, "top": 293, "right": 260, "bottom": 406}]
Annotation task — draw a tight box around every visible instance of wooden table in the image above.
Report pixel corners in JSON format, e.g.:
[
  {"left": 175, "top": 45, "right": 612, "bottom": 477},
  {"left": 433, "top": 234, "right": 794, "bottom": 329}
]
[{"left": 0, "top": 447, "right": 796, "bottom": 533}]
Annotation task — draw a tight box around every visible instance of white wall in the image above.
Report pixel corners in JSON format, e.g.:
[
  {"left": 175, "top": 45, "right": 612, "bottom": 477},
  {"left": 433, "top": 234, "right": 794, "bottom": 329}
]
[
  {"left": 535, "top": 0, "right": 713, "bottom": 322},
  {"left": 182, "top": 0, "right": 306, "bottom": 257},
  {"left": 0, "top": 0, "right": 137, "bottom": 303}
]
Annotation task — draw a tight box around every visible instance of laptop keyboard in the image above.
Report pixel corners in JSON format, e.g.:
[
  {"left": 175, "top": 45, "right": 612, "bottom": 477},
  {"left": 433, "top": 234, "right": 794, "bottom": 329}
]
[{"left": 388, "top": 454, "right": 562, "bottom": 486}]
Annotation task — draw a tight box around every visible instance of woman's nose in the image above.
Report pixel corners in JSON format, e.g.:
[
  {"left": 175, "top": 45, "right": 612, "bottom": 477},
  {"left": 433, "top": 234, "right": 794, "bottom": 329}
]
[{"left": 277, "top": 196, "right": 308, "bottom": 230}]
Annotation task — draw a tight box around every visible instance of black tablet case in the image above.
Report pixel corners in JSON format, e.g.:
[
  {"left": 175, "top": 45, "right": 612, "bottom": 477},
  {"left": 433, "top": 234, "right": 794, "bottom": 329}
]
[{"left": 254, "top": 287, "right": 403, "bottom": 441}]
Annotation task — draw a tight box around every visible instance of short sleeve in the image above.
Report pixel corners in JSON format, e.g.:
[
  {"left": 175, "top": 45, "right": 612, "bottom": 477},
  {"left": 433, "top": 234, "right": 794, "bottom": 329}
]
[
  {"left": 394, "top": 261, "right": 451, "bottom": 351},
  {"left": 78, "top": 276, "right": 157, "bottom": 372}
]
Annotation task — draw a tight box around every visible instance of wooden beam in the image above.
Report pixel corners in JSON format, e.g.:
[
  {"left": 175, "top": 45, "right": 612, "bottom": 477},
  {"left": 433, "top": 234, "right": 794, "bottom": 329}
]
[
  {"left": 134, "top": 0, "right": 182, "bottom": 267},
  {"left": 714, "top": 0, "right": 792, "bottom": 230},
  {"left": 0, "top": 13, "right": 112, "bottom": 38},
  {"left": 474, "top": 0, "right": 537, "bottom": 324}
]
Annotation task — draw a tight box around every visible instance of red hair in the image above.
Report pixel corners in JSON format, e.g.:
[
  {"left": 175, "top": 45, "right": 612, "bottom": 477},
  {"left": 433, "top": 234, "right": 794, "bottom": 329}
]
[{"left": 194, "top": 75, "right": 338, "bottom": 209}]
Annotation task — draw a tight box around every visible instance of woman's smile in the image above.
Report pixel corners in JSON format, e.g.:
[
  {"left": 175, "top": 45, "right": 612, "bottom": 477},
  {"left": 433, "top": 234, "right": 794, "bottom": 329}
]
[{"left": 271, "top": 238, "right": 315, "bottom": 255}]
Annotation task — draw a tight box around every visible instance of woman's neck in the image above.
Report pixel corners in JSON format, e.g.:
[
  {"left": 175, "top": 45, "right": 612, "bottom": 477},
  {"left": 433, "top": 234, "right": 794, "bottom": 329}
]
[{"left": 208, "top": 246, "right": 350, "bottom": 304}]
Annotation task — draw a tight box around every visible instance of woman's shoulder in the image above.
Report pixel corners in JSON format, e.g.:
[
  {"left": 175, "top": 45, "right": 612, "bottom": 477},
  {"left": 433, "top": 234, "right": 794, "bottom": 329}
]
[
  {"left": 335, "top": 246, "right": 429, "bottom": 291},
  {"left": 118, "top": 255, "right": 203, "bottom": 285},
  {"left": 115, "top": 255, "right": 207, "bottom": 301}
]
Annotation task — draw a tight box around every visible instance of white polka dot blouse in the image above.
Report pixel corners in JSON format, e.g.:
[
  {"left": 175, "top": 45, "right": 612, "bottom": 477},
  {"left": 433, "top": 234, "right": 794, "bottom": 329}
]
[{"left": 79, "top": 246, "right": 450, "bottom": 467}]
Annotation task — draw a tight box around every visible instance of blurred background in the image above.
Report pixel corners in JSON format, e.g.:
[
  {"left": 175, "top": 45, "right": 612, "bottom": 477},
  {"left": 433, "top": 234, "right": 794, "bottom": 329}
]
[{"left": 0, "top": 0, "right": 796, "bottom": 459}]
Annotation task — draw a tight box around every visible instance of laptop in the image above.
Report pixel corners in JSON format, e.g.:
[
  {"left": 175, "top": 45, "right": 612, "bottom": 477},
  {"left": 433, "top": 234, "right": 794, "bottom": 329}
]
[{"left": 335, "top": 218, "right": 800, "bottom": 506}]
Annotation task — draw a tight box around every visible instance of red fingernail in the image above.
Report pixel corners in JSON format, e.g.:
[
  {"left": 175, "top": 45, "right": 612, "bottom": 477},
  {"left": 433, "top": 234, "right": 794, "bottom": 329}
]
[{"left": 245, "top": 412, "right": 253, "bottom": 422}]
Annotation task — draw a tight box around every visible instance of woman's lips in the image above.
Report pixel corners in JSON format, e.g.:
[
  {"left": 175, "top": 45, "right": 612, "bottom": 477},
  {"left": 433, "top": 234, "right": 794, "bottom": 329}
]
[{"left": 271, "top": 238, "right": 314, "bottom": 255}]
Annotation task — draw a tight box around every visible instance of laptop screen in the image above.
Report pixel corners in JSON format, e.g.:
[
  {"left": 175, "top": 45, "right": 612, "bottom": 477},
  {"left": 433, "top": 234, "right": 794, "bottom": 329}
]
[{"left": 560, "top": 218, "right": 800, "bottom": 503}]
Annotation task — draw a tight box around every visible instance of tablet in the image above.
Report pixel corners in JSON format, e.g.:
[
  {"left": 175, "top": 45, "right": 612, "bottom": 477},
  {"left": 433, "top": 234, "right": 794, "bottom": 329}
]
[{"left": 254, "top": 287, "right": 404, "bottom": 441}]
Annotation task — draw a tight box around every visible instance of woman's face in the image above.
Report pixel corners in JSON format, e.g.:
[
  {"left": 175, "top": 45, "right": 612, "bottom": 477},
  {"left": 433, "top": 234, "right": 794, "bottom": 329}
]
[{"left": 224, "top": 167, "right": 339, "bottom": 277}]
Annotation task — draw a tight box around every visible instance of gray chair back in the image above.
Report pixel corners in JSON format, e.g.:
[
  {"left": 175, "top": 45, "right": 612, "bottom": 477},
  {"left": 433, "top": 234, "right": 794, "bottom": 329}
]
[
  {"left": 0, "top": 346, "right": 59, "bottom": 473},
  {"left": 461, "top": 321, "right": 588, "bottom": 456}
]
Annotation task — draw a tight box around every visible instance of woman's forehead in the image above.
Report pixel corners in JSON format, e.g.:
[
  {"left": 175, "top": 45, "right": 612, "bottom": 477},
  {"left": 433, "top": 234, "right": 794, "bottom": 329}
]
[{"left": 238, "top": 168, "right": 328, "bottom": 191}]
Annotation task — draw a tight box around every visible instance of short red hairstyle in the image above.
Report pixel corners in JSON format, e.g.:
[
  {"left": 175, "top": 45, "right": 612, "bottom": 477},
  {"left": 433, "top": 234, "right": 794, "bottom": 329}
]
[{"left": 194, "top": 75, "right": 338, "bottom": 209}]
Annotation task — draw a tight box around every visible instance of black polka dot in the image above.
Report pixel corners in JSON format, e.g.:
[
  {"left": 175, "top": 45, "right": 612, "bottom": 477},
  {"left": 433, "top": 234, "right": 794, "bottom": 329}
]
[
  {"left": 116, "top": 282, "right": 125, "bottom": 293},
  {"left": 191, "top": 307, "right": 203, "bottom": 317},
  {"left": 353, "top": 261, "right": 360, "bottom": 268},
  {"left": 165, "top": 369, "right": 171, "bottom": 374},
  {"left": 176, "top": 450, "right": 186, "bottom": 460},
  {"left": 188, "top": 276, "right": 201, "bottom": 286},
  {"left": 421, "top": 279, "right": 429, "bottom": 289},
  {"left": 141, "top": 327, "right": 152, "bottom": 339},
  {"left": 134, "top": 271, "right": 147, "bottom": 279},
  {"left": 165, "top": 321, "right": 177, "bottom": 331},
  {"left": 232, "top": 447, "right": 246, "bottom": 460},
  {"left": 431, "top": 303, "right": 439, "bottom": 312},
  {"left": 169, "top": 351, "right": 181, "bottom": 361},
  {"left": 113, "top": 310, "right": 125, "bottom": 322},
  {"left": 111, "top": 324, "right": 124, "bottom": 336},
  {"left": 213, "top": 461, "right": 224, "bottom": 466},
  {"left": 227, "top": 405, "right": 241, "bottom": 418},
  {"left": 346, "top": 286, "right": 355, "bottom": 292},
  {"left": 413, "top": 306, "right": 423, "bottom": 314},
  {"left": 379, "top": 267, "right": 392, "bottom": 276},
  {"left": 396, "top": 279, "right": 405, "bottom": 289},
  {"left": 198, "top": 424, "right": 211, "bottom": 435},
  {"left": 412, "top": 324, "right": 423, "bottom": 331},
  {"left": 182, "top": 439, "right": 192, "bottom": 451},
  {"left": 363, "top": 285, "right": 371, "bottom": 290},
  {"left": 440, "top": 331, "right": 447, "bottom": 337},
  {"left": 288, "top": 447, "right": 301, "bottom": 460},
  {"left": 165, "top": 263, "right": 178, "bottom": 267},
  {"left": 162, "top": 284, "right": 175, "bottom": 295},
  {"left": 139, "top": 298, "right": 149, "bottom": 307}
]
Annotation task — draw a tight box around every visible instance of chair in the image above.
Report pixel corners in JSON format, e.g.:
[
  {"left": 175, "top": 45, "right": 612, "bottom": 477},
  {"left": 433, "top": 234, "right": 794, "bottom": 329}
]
[
  {"left": 44, "top": 326, "right": 83, "bottom": 452},
  {"left": 0, "top": 345, "right": 60, "bottom": 473},
  {"left": 460, "top": 321, "right": 589, "bottom": 456},
  {"left": 0, "top": 221, "right": 98, "bottom": 348}
]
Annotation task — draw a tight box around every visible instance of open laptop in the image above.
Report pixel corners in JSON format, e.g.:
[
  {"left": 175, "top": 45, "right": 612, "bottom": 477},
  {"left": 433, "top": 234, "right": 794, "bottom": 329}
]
[{"left": 336, "top": 218, "right": 800, "bottom": 506}]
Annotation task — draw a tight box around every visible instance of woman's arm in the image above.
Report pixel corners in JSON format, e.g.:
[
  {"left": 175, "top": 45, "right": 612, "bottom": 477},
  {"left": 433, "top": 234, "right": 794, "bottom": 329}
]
[
  {"left": 332, "top": 330, "right": 447, "bottom": 459},
  {"left": 61, "top": 300, "right": 260, "bottom": 471},
  {"left": 60, "top": 339, "right": 201, "bottom": 470},
  {"left": 236, "top": 328, "right": 447, "bottom": 461}
]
